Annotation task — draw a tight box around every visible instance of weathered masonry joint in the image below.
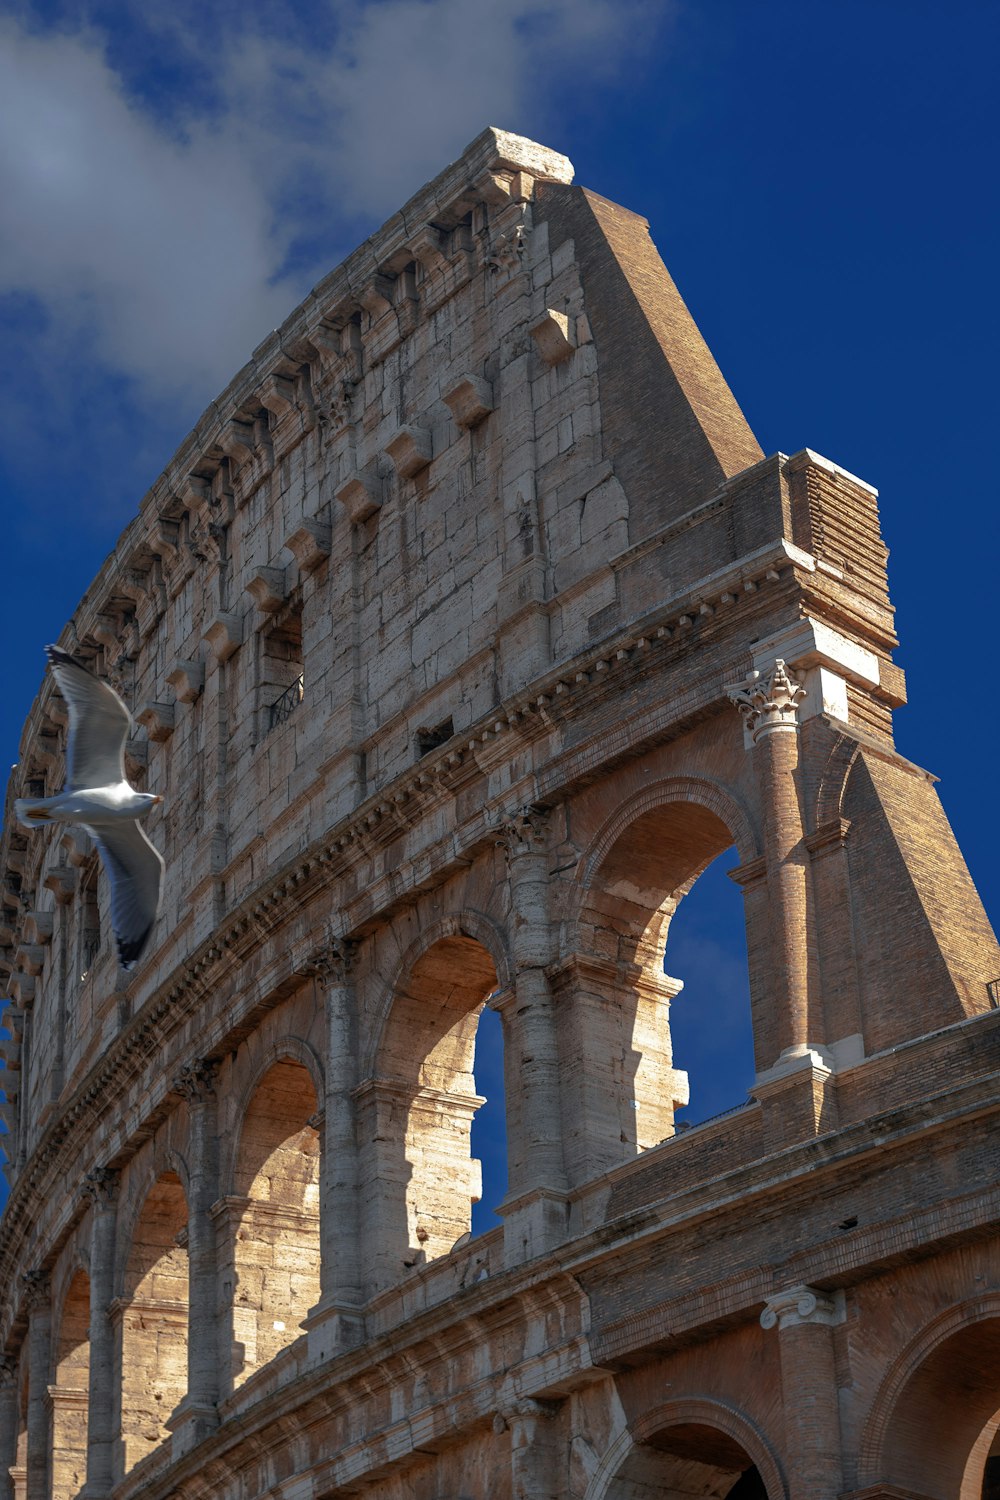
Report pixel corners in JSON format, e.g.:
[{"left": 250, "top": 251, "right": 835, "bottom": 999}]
[{"left": 1, "top": 127, "right": 998, "bottom": 1500}]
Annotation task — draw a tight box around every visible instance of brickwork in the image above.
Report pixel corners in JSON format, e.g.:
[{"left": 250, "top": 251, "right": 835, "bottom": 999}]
[{"left": 0, "top": 128, "right": 998, "bottom": 1499}]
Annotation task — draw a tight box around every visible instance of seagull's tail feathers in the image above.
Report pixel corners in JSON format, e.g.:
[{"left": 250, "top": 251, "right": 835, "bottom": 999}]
[{"left": 15, "top": 798, "right": 53, "bottom": 830}]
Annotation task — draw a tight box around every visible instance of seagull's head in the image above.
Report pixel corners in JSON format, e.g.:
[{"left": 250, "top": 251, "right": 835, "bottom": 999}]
[{"left": 133, "top": 792, "right": 164, "bottom": 817}]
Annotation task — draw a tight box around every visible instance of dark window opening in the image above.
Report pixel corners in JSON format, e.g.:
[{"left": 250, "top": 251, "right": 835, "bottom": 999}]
[
  {"left": 261, "top": 599, "right": 304, "bottom": 737},
  {"left": 79, "top": 858, "right": 101, "bottom": 981},
  {"left": 416, "top": 718, "right": 454, "bottom": 757}
]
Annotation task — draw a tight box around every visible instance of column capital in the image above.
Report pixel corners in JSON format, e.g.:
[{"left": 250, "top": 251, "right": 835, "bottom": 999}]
[
  {"left": 81, "top": 1167, "right": 120, "bottom": 1208},
  {"left": 726, "top": 658, "right": 806, "bottom": 741},
  {"left": 497, "top": 804, "right": 550, "bottom": 858},
  {"left": 305, "top": 938, "right": 359, "bottom": 984},
  {"left": 172, "top": 1057, "right": 220, "bottom": 1103},
  {"left": 20, "top": 1270, "right": 50, "bottom": 1311},
  {"left": 493, "top": 1395, "right": 560, "bottom": 1431},
  {"left": 760, "top": 1283, "right": 844, "bottom": 1331}
]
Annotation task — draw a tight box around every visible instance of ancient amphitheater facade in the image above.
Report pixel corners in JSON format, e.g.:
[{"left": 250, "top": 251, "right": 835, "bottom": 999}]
[{"left": 1, "top": 129, "right": 999, "bottom": 1500}]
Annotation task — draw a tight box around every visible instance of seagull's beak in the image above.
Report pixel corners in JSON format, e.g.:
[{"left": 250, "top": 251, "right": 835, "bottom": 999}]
[{"left": 152, "top": 795, "right": 164, "bottom": 805}]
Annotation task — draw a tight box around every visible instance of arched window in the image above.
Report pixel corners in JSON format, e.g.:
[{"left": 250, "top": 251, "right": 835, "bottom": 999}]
[
  {"left": 470, "top": 1004, "right": 507, "bottom": 1237},
  {"left": 569, "top": 793, "right": 753, "bottom": 1179},
  {"left": 601, "top": 1407, "right": 780, "bottom": 1500},
  {"left": 51, "top": 1269, "right": 89, "bottom": 1499},
  {"left": 664, "top": 849, "right": 756, "bottom": 1128},
  {"left": 228, "top": 1059, "right": 320, "bottom": 1388},
  {"left": 119, "top": 1172, "right": 188, "bottom": 1475},
  {"left": 363, "top": 934, "right": 501, "bottom": 1291},
  {"left": 869, "top": 1309, "right": 1000, "bottom": 1499}
]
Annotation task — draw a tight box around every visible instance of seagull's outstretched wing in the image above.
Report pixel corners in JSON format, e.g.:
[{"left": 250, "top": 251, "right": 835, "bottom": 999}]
[
  {"left": 46, "top": 646, "right": 130, "bottom": 791},
  {"left": 86, "top": 821, "right": 164, "bottom": 968}
]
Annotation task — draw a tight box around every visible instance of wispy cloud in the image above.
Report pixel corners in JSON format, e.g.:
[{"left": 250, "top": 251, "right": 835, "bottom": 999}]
[{"left": 0, "top": 0, "right": 665, "bottom": 407}]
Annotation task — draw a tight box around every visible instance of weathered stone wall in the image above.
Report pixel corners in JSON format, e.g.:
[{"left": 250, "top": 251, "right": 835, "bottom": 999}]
[{"left": 0, "top": 128, "right": 998, "bottom": 1500}]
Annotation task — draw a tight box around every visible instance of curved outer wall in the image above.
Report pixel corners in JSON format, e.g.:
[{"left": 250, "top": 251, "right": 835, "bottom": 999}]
[{"left": 0, "top": 129, "right": 999, "bottom": 1500}]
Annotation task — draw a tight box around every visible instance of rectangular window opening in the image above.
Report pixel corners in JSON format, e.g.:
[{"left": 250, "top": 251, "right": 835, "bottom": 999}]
[{"left": 416, "top": 717, "right": 454, "bottom": 758}]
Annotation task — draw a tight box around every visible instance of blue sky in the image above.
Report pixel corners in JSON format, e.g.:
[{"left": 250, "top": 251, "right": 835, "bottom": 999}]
[{"left": 2, "top": 0, "right": 998, "bottom": 1218}]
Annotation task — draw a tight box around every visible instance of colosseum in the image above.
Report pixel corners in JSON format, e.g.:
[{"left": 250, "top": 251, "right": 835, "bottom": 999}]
[{"left": 1, "top": 128, "right": 999, "bottom": 1500}]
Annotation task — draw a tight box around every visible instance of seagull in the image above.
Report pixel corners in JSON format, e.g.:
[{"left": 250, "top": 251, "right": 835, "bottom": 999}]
[{"left": 15, "top": 646, "right": 165, "bottom": 969}]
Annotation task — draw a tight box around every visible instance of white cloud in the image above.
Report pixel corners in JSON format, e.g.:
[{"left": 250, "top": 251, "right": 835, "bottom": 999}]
[{"left": 0, "top": 0, "right": 663, "bottom": 403}]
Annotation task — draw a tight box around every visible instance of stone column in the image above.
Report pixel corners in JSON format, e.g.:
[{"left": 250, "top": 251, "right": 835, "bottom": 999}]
[
  {"left": 0, "top": 1355, "right": 17, "bottom": 1500},
  {"left": 303, "top": 941, "right": 365, "bottom": 1362},
  {"left": 497, "top": 1397, "right": 564, "bottom": 1500},
  {"left": 20, "top": 1272, "right": 50, "bottom": 1500},
  {"left": 729, "top": 661, "right": 836, "bottom": 1140},
  {"left": 168, "top": 1059, "right": 220, "bottom": 1454},
  {"left": 728, "top": 660, "right": 814, "bottom": 1062},
  {"left": 80, "top": 1168, "right": 118, "bottom": 1500},
  {"left": 497, "top": 809, "right": 569, "bottom": 1265},
  {"left": 761, "top": 1284, "right": 845, "bottom": 1500}
]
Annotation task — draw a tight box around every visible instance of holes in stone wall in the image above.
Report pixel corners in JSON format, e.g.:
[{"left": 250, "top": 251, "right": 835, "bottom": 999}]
[
  {"left": 229, "top": 1060, "right": 320, "bottom": 1387},
  {"left": 416, "top": 718, "right": 454, "bottom": 758}
]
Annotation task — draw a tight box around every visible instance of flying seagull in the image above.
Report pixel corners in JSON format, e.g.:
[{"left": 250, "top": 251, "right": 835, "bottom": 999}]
[{"left": 15, "top": 647, "right": 165, "bottom": 969}]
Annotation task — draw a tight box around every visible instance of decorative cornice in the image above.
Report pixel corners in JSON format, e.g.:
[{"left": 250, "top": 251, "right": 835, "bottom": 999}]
[
  {"left": 726, "top": 658, "right": 806, "bottom": 741},
  {"left": 760, "top": 1284, "right": 844, "bottom": 1331}
]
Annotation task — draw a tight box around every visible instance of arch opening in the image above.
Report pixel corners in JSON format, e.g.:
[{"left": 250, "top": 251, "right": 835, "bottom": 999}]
[
  {"left": 666, "top": 849, "right": 756, "bottom": 1129},
  {"left": 367, "top": 933, "right": 501, "bottom": 1287},
  {"left": 470, "top": 1003, "right": 507, "bottom": 1237},
  {"left": 229, "top": 1058, "right": 320, "bottom": 1387},
  {"left": 571, "top": 795, "right": 755, "bottom": 1176},
  {"left": 872, "top": 1312, "right": 1000, "bottom": 1500},
  {"left": 52, "top": 1268, "right": 89, "bottom": 1500},
  {"left": 119, "top": 1171, "right": 188, "bottom": 1476},
  {"left": 607, "top": 1425, "right": 768, "bottom": 1499}
]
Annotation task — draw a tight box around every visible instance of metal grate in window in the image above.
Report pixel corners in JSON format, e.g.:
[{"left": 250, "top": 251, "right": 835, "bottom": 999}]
[{"left": 268, "top": 674, "right": 304, "bottom": 731}]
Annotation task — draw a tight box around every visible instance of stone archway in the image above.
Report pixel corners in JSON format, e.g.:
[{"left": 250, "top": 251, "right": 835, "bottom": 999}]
[
  {"left": 227, "top": 1058, "right": 321, "bottom": 1389},
  {"left": 587, "top": 1399, "right": 785, "bottom": 1500},
  {"left": 362, "top": 930, "right": 501, "bottom": 1292},
  {"left": 860, "top": 1298, "right": 1000, "bottom": 1500},
  {"left": 557, "top": 780, "right": 756, "bottom": 1180},
  {"left": 118, "top": 1171, "right": 189, "bottom": 1476},
  {"left": 51, "top": 1267, "right": 89, "bottom": 1499}
]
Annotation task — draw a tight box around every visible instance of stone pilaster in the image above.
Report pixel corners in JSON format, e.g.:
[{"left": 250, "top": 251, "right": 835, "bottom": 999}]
[
  {"left": 167, "top": 1059, "right": 220, "bottom": 1454},
  {"left": 303, "top": 941, "right": 365, "bottom": 1361},
  {"left": 79, "top": 1168, "right": 118, "bottom": 1500},
  {"left": 761, "top": 1284, "right": 845, "bottom": 1500},
  {"left": 496, "top": 809, "right": 569, "bottom": 1265},
  {"left": 20, "top": 1273, "right": 50, "bottom": 1500},
  {"left": 496, "top": 1397, "right": 564, "bottom": 1500},
  {"left": 0, "top": 1355, "right": 17, "bottom": 1500}
]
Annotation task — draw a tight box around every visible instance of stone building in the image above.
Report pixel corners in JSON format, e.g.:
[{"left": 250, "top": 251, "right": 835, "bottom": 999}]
[{"left": 0, "top": 127, "right": 998, "bottom": 1500}]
